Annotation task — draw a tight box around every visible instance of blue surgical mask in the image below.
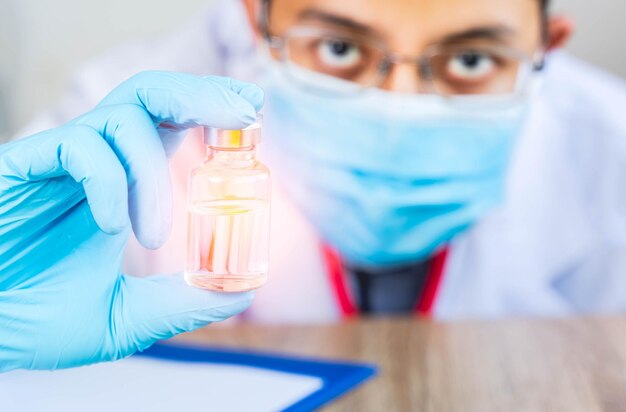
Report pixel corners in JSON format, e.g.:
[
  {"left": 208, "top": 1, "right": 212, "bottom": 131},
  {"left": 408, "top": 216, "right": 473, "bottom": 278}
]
[{"left": 261, "top": 62, "right": 531, "bottom": 267}]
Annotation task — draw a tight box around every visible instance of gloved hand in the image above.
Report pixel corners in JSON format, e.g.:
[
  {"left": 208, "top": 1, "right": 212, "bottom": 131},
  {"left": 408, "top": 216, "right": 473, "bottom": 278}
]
[{"left": 0, "top": 71, "right": 264, "bottom": 372}]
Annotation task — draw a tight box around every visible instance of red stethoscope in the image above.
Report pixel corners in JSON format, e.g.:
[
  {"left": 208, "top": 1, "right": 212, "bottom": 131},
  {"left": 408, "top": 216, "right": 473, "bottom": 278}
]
[{"left": 322, "top": 245, "right": 449, "bottom": 318}]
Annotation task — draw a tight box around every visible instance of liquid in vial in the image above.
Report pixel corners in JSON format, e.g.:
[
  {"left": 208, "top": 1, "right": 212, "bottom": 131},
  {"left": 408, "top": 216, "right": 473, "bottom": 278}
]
[{"left": 185, "top": 198, "right": 269, "bottom": 292}]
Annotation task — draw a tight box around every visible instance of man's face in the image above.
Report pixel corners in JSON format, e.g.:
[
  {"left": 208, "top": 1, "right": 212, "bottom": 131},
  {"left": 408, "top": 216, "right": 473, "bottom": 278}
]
[{"left": 262, "top": 0, "right": 545, "bottom": 93}]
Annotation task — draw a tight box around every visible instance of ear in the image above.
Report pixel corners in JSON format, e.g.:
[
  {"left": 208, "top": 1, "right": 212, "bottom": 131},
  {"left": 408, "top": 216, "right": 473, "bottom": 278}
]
[
  {"left": 546, "top": 15, "right": 575, "bottom": 50},
  {"left": 242, "top": 0, "right": 262, "bottom": 38}
]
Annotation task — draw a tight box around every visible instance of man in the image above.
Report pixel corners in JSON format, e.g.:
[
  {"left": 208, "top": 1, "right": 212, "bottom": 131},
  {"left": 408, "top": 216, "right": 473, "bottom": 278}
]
[{"left": 2, "top": 0, "right": 626, "bottom": 370}]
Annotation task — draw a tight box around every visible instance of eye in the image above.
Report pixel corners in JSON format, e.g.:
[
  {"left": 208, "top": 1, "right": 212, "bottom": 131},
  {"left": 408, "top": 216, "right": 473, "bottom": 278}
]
[
  {"left": 446, "top": 52, "right": 496, "bottom": 80},
  {"left": 316, "top": 39, "right": 362, "bottom": 69}
]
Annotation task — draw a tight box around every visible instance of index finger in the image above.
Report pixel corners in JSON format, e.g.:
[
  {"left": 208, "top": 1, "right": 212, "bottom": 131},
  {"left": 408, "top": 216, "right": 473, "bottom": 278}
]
[{"left": 96, "top": 71, "right": 264, "bottom": 130}]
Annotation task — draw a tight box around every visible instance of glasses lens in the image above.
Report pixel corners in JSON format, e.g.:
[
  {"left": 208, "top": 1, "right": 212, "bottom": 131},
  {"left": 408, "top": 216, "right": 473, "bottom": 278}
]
[
  {"left": 429, "top": 45, "right": 529, "bottom": 96},
  {"left": 283, "top": 30, "right": 385, "bottom": 90}
]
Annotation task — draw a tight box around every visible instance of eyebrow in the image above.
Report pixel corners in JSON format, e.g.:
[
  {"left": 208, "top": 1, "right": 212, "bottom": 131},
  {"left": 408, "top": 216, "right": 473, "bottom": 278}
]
[
  {"left": 297, "top": 8, "right": 516, "bottom": 49},
  {"left": 438, "top": 26, "right": 516, "bottom": 45},
  {"left": 298, "top": 9, "right": 383, "bottom": 37}
]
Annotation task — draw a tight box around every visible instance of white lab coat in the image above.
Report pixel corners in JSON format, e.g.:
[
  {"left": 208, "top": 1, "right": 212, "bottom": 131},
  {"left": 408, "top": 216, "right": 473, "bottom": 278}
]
[{"left": 19, "top": 0, "right": 626, "bottom": 323}]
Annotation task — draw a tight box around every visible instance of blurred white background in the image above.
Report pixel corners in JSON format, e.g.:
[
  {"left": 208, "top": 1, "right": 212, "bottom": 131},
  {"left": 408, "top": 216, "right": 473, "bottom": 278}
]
[{"left": 0, "top": 0, "right": 625, "bottom": 141}]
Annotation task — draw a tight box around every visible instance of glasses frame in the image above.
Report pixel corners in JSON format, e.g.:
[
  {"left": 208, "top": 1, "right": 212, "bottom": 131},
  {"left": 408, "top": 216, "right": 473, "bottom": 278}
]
[{"left": 259, "top": 1, "right": 546, "bottom": 98}]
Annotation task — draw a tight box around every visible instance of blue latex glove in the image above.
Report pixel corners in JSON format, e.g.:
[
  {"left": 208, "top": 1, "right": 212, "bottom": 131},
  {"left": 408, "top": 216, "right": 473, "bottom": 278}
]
[{"left": 0, "top": 71, "right": 264, "bottom": 372}]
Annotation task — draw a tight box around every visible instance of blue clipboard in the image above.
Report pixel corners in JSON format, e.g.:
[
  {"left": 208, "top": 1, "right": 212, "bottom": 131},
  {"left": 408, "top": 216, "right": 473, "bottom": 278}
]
[{"left": 137, "top": 342, "right": 377, "bottom": 411}]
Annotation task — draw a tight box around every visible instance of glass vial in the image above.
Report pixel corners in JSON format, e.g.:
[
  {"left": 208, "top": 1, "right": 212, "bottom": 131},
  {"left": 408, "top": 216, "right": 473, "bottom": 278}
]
[{"left": 185, "top": 116, "right": 270, "bottom": 292}]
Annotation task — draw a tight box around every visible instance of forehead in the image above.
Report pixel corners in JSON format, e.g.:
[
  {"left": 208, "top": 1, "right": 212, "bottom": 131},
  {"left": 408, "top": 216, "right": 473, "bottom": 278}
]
[{"left": 270, "top": 0, "right": 542, "bottom": 52}]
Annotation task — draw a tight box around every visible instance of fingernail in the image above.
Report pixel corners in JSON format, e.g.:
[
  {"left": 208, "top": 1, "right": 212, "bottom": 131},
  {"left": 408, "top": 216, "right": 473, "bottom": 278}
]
[{"left": 103, "top": 215, "right": 129, "bottom": 235}]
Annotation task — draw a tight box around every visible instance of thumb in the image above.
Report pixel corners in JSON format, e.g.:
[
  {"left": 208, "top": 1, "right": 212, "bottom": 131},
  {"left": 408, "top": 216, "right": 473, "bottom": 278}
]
[{"left": 114, "top": 274, "right": 254, "bottom": 356}]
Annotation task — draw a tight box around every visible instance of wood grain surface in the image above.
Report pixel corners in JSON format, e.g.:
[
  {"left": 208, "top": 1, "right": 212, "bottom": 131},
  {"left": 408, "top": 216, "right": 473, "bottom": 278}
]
[{"left": 172, "top": 316, "right": 626, "bottom": 411}]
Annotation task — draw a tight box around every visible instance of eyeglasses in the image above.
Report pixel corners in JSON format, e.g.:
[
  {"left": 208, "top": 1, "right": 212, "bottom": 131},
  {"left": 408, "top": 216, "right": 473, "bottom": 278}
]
[{"left": 262, "top": 25, "right": 545, "bottom": 97}]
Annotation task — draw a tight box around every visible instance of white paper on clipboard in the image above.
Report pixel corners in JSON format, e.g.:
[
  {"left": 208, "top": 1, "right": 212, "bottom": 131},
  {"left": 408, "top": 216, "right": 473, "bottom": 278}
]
[{"left": 0, "top": 356, "right": 324, "bottom": 412}]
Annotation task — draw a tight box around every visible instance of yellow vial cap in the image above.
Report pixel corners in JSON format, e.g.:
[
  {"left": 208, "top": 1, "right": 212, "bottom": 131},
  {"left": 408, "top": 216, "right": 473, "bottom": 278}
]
[{"left": 203, "top": 115, "right": 262, "bottom": 149}]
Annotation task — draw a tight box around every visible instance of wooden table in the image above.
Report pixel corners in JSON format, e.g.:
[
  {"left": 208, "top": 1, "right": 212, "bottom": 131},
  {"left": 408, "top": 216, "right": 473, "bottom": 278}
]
[{"left": 173, "top": 316, "right": 626, "bottom": 411}]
